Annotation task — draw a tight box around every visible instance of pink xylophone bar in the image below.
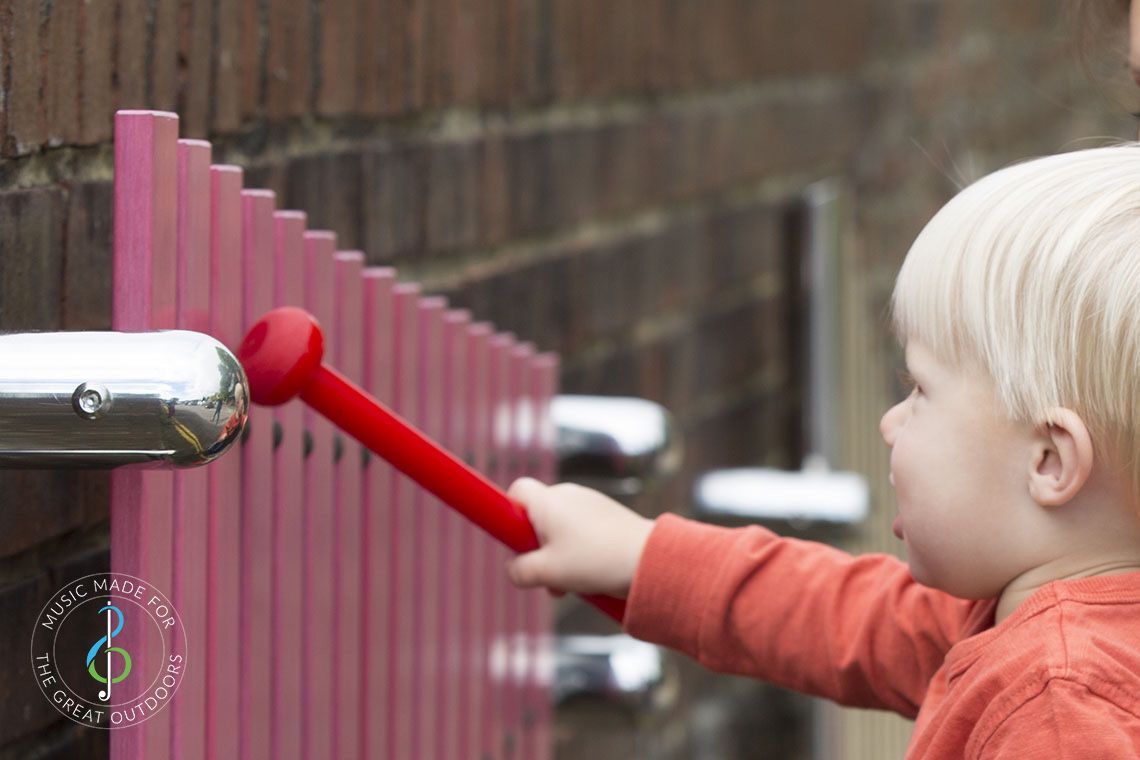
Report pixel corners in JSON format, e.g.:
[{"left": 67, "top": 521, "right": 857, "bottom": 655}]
[{"left": 236, "top": 305, "right": 629, "bottom": 625}]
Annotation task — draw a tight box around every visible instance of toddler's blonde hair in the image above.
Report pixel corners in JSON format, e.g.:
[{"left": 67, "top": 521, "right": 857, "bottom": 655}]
[{"left": 889, "top": 144, "right": 1140, "bottom": 505}]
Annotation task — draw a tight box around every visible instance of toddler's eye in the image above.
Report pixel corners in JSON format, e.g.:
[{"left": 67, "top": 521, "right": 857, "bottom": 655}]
[{"left": 896, "top": 368, "right": 921, "bottom": 397}]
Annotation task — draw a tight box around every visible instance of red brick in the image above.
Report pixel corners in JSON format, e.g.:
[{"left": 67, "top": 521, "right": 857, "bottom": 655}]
[
  {"left": 447, "top": 0, "right": 478, "bottom": 106},
  {"left": 603, "top": 0, "right": 635, "bottom": 96},
  {"left": 0, "top": 1, "right": 6, "bottom": 146},
  {"left": 241, "top": 161, "right": 287, "bottom": 198},
  {"left": 547, "top": 125, "right": 598, "bottom": 226},
  {"left": 266, "top": 0, "right": 312, "bottom": 118},
  {"left": 5, "top": 721, "right": 110, "bottom": 760},
  {"left": 746, "top": 0, "right": 872, "bottom": 78},
  {"left": 375, "top": 0, "right": 407, "bottom": 115},
  {"left": 406, "top": 0, "right": 427, "bottom": 111},
  {"left": 62, "top": 182, "right": 113, "bottom": 331},
  {"left": 115, "top": 0, "right": 148, "bottom": 109},
  {"left": 593, "top": 120, "right": 652, "bottom": 216},
  {"left": 151, "top": 0, "right": 178, "bottom": 110},
  {"left": 0, "top": 574, "right": 56, "bottom": 745},
  {"left": 690, "top": 297, "right": 785, "bottom": 401},
  {"left": 514, "top": 0, "right": 553, "bottom": 105},
  {"left": 503, "top": 130, "right": 556, "bottom": 236},
  {"left": 577, "top": 0, "right": 602, "bottom": 99},
  {"left": 477, "top": 132, "right": 510, "bottom": 246},
  {"left": 43, "top": 0, "right": 80, "bottom": 147},
  {"left": 653, "top": 0, "right": 682, "bottom": 91},
  {"left": 240, "top": 0, "right": 264, "bottom": 119},
  {"left": 476, "top": 0, "right": 505, "bottom": 105},
  {"left": 425, "top": 138, "right": 481, "bottom": 255},
  {"left": 424, "top": 0, "right": 457, "bottom": 109},
  {"left": 548, "top": 0, "right": 577, "bottom": 100},
  {"left": 0, "top": 468, "right": 87, "bottom": 558},
  {"left": 361, "top": 142, "right": 428, "bottom": 261},
  {"left": 355, "top": 0, "right": 384, "bottom": 114},
  {"left": 3, "top": 0, "right": 45, "bottom": 155},
  {"left": 283, "top": 152, "right": 363, "bottom": 248},
  {"left": 522, "top": 253, "right": 576, "bottom": 355},
  {"left": 0, "top": 187, "right": 65, "bottom": 329},
  {"left": 80, "top": 468, "right": 112, "bottom": 526},
  {"left": 78, "top": 0, "right": 114, "bottom": 143},
  {"left": 502, "top": 0, "right": 519, "bottom": 105},
  {"left": 213, "top": 0, "right": 243, "bottom": 131},
  {"left": 178, "top": 0, "right": 214, "bottom": 137},
  {"left": 317, "top": 0, "right": 358, "bottom": 115}
]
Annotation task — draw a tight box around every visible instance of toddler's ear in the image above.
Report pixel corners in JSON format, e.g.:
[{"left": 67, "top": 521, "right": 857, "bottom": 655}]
[{"left": 1027, "top": 407, "right": 1093, "bottom": 507}]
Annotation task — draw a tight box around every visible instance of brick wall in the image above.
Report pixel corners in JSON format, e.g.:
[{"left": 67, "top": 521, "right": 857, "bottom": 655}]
[{"left": 0, "top": 0, "right": 1132, "bottom": 757}]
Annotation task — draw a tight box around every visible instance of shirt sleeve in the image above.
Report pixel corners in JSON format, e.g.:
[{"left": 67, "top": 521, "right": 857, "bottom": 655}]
[
  {"left": 974, "top": 679, "right": 1140, "bottom": 759},
  {"left": 622, "top": 512, "right": 973, "bottom": 718}
]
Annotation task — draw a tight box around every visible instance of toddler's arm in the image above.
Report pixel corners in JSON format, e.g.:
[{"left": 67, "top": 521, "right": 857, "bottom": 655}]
[{"left": 506, "top": 476, "right": 978, "bottom": 718}]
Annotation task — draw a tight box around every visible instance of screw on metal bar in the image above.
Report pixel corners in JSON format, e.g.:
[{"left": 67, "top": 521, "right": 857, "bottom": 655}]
[
  {"left": 302, "top": 428, "right": 313, "bottom": 459},
  {"left": 333, "top": 434, "right": 343, "bottom": 463},
  {"left": 272, "top": 420, "right": 284, "bottom": 450},
  {"left": 502, "top": 731, "right": 516, "bottom": 757},
  {"left": 522, "top": 707, "right": 537, "bottom": 729},
  {"left": 72, "top": 383, "right": 112, "bottom": 420},
  {"left": 361, "top": 448, "right": 371, "bottom": 469}
]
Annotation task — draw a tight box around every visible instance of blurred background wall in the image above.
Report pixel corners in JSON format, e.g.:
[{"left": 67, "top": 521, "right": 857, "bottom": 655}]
[{"left": 0, "top": 0, "right": 1134, "bottom": 757}]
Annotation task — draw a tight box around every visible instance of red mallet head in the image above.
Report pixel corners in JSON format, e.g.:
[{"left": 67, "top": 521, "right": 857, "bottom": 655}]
[{"left": 237, "top": 306, "right": 325, "bottom": 406}]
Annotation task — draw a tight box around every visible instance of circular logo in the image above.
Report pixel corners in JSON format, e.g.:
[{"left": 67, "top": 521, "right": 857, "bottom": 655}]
[{"left": 29, "top": 572, "right": 187, "bottom": 729}]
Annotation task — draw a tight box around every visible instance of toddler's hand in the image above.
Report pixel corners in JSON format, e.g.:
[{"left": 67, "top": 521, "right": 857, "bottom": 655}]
[{"left": 505, "top": 477, "right": 655, "bottom": 600}]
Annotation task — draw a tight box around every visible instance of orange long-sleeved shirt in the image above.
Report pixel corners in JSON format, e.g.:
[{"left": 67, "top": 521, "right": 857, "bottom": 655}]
[{"left": 622, "top": 513, "right": 1140, "bottom": 758}]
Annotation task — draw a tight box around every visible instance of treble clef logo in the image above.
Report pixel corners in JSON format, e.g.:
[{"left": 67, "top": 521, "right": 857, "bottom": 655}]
[{"left": 85, "top": 603, "right": 132, "bottom": 702}]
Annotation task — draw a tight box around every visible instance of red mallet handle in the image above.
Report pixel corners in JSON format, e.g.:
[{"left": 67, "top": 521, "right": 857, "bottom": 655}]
[{"left": 237, "top": 306, "right": 627, "bottom": 624}]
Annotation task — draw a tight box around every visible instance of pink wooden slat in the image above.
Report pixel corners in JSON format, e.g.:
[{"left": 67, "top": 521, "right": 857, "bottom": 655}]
[
  {"left": 467, "top": 322, "right": 494, "bottom": 760},
  {"left": 206, "top": 164, "right": 244, "bottom": 757},
  {"left": 417, "top": 295, "right": 448, "bottom": 760},
  {"left": 301, "top": 228, "right": 336, "bottom": 760},
  {"left": 239, "top": 190, "right": 277, "bottom": 760},
  {"left": 271, "top": 212, "right": 307, "bottom": 760},
  {"left": 442, "top": 308, "right": 473, "bottom": 760},
  {"left": 390, "top": 282, "right": 422, "bottom": 759},
  {"left": 111, "top": 109, "right": 179, "bottom": 760},
  {"left": 333, "top": 250, "right": 365, "bottom": 760},
  {"left": 409, "top": 295, "right": 447, "bottom": 758},
  {"left": 488, "top": 331, "right": 516, "bottom": 759},
  {"left": 171, "top": 137, "right": 211, "bottom": 760},
  {"left": 507, "top": 341, "right": 536, "bottom": 756},
  {"left": 530, "top": 352, "right": 560, "bottom": 760},
  {"left": 361, "top": 267, "right": 398, "bottom": 758},
  {"left": 508, "top": 341, "right": 536, "bottom": 760}
]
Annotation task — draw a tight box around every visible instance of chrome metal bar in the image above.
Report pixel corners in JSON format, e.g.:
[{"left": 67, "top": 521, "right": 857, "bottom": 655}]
[
  {"left": 553, "top": 634, "right": 675, "bottom": 710},
  {"left": 0, "top": 330, "right": 248, "bottom": 468},
  {"left": 551, "top": 395, "right": 683, "bottom": 496},
  {"left": 693, "top": 466, "right": 869, "bottom": 529}
]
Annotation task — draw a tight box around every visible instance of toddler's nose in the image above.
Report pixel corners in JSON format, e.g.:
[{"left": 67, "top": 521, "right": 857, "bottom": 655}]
[{"left": 880, "top": 401, "right": 904, "bottom": 447}]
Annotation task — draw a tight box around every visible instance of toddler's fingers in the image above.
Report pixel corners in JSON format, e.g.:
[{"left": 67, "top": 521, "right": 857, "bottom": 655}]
[
  {"left": 506, "top": 550, "right": 552, "bottom": 590},
  {"left": 507, "top": 476, "right": 550, "bottom": 536},
  {"left": 507, "top": 476, "right": 545, "bottom": 506}
]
